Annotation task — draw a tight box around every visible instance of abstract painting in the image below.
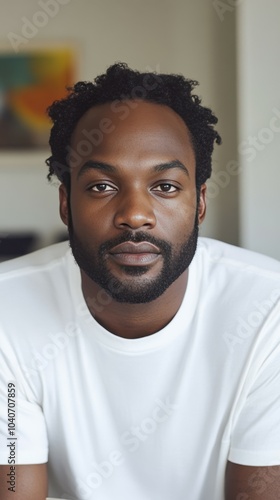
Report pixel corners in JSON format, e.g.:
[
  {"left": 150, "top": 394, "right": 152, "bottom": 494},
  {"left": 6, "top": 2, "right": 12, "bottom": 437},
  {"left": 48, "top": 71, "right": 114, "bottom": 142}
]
[{"left": 0, "top": 46, "right": 75, "bottom": 149}]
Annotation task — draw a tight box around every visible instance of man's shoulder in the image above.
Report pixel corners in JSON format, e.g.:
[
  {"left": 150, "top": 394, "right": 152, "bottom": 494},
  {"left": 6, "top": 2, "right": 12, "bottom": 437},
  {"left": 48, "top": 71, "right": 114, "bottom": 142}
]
[
  {"left": 197, "top": 237, "right": 280, "bottom": 278},
  {"left": 0, "top": 241, "right": 71, "bottom": 282}
]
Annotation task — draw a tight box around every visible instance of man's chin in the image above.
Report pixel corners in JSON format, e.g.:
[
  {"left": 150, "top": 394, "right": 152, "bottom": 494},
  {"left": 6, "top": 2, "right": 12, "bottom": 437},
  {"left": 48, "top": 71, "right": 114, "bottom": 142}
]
[
  {"left": 68, "top": 220, "right": 199, "bottom": 304},
  {"left": 95, "top": 266, "right": 185, "bottom": 304},
  {"left": 103, "top": 288, "right": 165, "bottom": 304}
]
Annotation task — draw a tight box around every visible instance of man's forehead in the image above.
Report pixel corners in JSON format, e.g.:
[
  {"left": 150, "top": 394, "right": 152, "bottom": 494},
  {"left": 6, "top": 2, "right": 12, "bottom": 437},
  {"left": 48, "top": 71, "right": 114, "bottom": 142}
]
[
  {"left": 72, "top": 100, "right": 190, "bottom": 137},
  {"left": 68, "top": 100, "right": 195, "bottom": 174}
]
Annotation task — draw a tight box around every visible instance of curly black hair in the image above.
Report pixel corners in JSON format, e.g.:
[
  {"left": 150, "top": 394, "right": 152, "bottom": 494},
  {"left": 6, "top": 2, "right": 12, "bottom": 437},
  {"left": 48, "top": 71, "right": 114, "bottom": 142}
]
[{"left": 46, "top": 62, "right": 221, "bottom": 191}]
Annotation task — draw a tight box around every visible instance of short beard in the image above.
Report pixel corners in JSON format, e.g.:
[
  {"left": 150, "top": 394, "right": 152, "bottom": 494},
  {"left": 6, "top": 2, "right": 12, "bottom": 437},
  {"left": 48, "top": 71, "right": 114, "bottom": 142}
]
[{"left": 67, "top": 208, "right": 199, "bottom": 304}]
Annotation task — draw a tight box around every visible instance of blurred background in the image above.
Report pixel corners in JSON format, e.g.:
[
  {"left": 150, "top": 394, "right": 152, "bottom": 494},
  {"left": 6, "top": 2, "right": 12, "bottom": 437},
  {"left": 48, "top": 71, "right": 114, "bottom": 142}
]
[{"left": 0, "top": 0, "right": 279, "bottom": 261}]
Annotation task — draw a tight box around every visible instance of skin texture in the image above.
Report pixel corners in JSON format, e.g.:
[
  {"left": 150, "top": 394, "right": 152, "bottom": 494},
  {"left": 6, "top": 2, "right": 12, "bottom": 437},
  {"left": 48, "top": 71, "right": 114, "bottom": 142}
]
[
  {"left": 225, "top": 462, "right": 280, "bottom": 499},
  {"left": 60, "top": 100, "right": 206, "bottom": 339},
  {"left": 1, "top": 101, "right": 279, "bottom": 499},
  {"left": 0, "top": 464, "right": 47, "bottom": 499}
]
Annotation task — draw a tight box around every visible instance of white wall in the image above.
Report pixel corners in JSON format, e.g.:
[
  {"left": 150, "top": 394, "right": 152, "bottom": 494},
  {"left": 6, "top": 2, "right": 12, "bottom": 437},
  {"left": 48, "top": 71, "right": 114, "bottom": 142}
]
[
  {"left": 237, "top": 0, "right": 280, "bottom": 260},
  {"left": 0, "top": 0, "right": 238, "bottom": 249},
  {"left": 165, "top": 0, "right": 239, "bottom": 244}
]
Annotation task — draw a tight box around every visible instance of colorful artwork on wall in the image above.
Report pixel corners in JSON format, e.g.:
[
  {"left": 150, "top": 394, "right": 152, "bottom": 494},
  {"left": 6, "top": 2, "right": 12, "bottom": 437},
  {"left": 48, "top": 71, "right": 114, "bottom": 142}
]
[{"left": 0, "top": 46, "right": 75, "bottom": 149}]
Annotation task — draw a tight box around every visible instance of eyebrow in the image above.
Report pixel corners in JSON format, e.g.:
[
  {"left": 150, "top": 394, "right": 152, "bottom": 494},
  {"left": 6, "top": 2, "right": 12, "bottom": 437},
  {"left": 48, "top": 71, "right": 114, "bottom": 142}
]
[
  {"left": 77, "top": 159, "right": 190, "bottom": 178},
  {"left": 153, "top": 160, "right": 190, "bottom": 177},
  {"left": 78, "top": 161, "right": 116, "bottom": 178}
]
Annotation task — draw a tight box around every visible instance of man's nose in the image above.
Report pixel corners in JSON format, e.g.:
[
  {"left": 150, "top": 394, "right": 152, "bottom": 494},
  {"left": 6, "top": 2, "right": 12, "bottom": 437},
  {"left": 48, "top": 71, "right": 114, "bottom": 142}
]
[{"left": 113, "top": 189, "right": 156, "bottom": 230}]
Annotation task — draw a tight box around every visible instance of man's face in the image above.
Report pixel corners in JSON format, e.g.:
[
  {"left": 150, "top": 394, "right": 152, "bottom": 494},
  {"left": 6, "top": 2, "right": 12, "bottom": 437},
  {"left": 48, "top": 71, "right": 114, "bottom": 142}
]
[{"left": 59, "top": 100, "right": 206, "bottom": 303}]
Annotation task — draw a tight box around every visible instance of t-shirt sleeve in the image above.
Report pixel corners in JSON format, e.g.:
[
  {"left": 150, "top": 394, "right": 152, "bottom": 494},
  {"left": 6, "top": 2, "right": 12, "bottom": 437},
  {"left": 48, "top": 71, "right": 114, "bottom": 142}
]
[
  {"left": 0, "top": 331, "right": 48, "bottom": 464},
  {"left": 228, "top": 305, "right": 280, "bottom": 466}
]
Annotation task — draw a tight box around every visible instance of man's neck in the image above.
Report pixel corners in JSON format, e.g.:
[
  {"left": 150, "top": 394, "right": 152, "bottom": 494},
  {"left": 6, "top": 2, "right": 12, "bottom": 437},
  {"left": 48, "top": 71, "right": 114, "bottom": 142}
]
[{"left": 80, "top": 271, "right": 189, "bottom": 339}]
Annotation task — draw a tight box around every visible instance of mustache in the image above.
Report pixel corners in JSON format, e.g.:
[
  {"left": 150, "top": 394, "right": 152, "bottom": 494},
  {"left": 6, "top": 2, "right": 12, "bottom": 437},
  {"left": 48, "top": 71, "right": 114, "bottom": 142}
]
[{"left": 99, "top": 231, "right": 172, "bottom": 255}]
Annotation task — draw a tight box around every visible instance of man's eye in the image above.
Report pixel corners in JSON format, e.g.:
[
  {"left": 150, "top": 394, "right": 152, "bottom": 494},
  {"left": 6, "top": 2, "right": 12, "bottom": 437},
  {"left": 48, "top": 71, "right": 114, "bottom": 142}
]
[
  {"left": 153, "top": 184, "right": 177, "bottom": 193},
  {"left": 90, "top": 184, "right": 116, "bottom": 192}
]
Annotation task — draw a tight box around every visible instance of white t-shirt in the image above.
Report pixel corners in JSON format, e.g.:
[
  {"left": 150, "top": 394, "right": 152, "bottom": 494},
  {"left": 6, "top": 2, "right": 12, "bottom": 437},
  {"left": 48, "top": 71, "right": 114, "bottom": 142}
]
[{"left": 0, "top": 237, "right": 280, "bottom": 500}]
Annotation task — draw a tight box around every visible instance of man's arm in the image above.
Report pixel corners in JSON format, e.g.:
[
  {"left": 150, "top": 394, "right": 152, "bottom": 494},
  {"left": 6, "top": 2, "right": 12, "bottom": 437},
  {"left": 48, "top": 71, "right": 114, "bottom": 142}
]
[
  {"left": 225, "top": 460, "right": 280, "bottom": 499},
  {"left": 0, "top": 464, "right": 48, "bottom": 500}
]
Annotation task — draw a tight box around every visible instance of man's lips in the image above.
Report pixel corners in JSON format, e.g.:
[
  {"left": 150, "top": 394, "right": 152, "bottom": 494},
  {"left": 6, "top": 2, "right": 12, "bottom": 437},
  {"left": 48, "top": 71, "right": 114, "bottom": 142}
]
[
  {"left": 108, "top": 241, "right": 161, "bottom": 266},
  {"left": 109, "top": 242, "right": 160, "bottom": 254}
]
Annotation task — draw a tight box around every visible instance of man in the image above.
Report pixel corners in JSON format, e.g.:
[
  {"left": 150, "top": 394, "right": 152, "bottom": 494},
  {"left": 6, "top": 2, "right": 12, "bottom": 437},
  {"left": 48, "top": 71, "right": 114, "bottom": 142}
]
[{"left": 0, "top": 63, "right": 280, "bottom": 500}]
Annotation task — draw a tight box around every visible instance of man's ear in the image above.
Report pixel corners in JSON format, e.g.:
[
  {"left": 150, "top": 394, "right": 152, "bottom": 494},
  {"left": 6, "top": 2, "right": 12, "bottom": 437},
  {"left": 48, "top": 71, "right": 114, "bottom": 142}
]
[
  {"left": 198, "top": 183, "right": 207, "bottom": 225},
  {"left": 59, "top": 184, "right": 69, "bottom": 226}
]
